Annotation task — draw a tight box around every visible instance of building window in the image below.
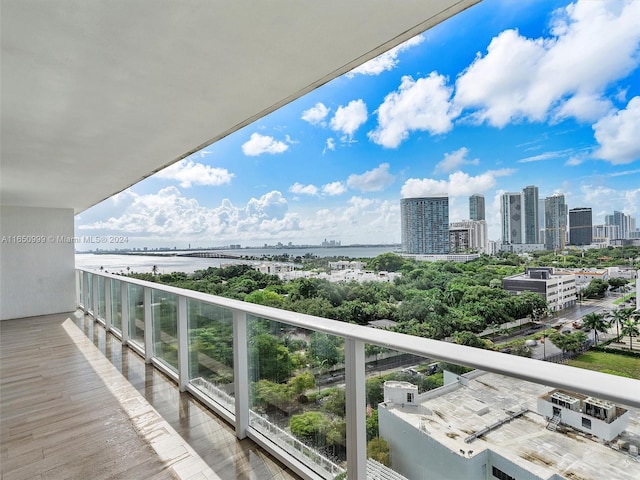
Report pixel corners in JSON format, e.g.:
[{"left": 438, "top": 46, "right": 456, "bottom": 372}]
[
  {"left": 582, "top": 417, "right": 592, "bottom": 429},
  {"left": 407, "top": 392, "right": 414, "bottom": 403},
  {"left": 492, "top": 466, "right": 516, "bottom": 480}
]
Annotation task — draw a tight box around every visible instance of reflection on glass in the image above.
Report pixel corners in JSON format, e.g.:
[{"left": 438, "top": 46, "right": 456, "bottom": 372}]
[
  {"left": 110, "top": 279, "right": 122, "bottom": 332},
  {"left": 151, "top": 289, "right": 178, "bottom": 370},
  {"left": 128, "top": 284, "right": 144, "bottom": 347},
  {"left": 247, "top": 315, "right": 346, "bottom": 479},
  {"left": 187, "top": 300, "right": 235, "bottom": 411}
]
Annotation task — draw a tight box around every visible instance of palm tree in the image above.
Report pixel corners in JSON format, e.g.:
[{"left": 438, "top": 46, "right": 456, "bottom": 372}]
[
  {"left": 581, "top": 312, "right": 608, "bottom": 346},
  {"left": 620, "top": 318, "right": 639, "bottom": 351},
  {"left": 608, "top": 307, "right": 634, "bottom": 342},
  {"left": 151, "top": 265, "right": 159, "bottom": 276}
]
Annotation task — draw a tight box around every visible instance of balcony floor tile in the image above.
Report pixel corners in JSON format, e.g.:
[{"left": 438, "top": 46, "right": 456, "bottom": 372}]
[{"left": 1, "top": 312, "right": 301, "bottom": 480}]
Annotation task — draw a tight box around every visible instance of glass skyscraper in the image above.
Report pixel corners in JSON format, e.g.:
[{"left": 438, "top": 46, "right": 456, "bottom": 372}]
[
  {"left": 469, "top": 194, "right": 485, "bottom": 221},
  {"left": 401, "top": 196, "right": 449, "bottom": 254},
  {"left": 544, "top": 194, "right": 568, "bottom": 251},
  {"left": 501, "top": 192, "right": 523, "bottom": 244},
  {"left": 569, "top": 207, "right": 592, "bottom": 245},
  {"left": 523, "top": 185, "right": 539, "bottom": 244}
]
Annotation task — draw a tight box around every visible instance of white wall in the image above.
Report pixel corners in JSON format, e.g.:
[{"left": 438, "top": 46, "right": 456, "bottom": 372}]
[{"left": 0, "top": 205, "right": 75, "bottom": 320}]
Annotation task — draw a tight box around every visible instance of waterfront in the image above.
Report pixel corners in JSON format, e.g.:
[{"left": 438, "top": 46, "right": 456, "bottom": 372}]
[{"left": 75, "top": 245, "right": 398, "bottom": 274}]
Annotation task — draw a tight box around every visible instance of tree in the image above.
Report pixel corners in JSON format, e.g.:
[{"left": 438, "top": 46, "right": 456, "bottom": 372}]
[
  {"left": 151, "top": 265, "right": 159, "bottom": 276},
  {"left": 367, "top": 437, "right": 390, "bottom": 466},
  {"left": 249, "top": 333, "right": 294, "bottom": 383},
  {"left": 244, "top": 289, "right": 284, "bottom": 308},
  {"left": 548, "top": 331, "right": 588, "bottom": 354},
  {"left": 620, "top": 318, "right": 639, "bottom": 351},
  {"left": 369, "top": 253, "right": 407, "bottom": 272},
  {"left": 452, "top": 331, "right": 486, "bottom": 349},
  {"left": 581, "top": 312, "right": 609, "bottom": 346},
  {"left": 309, "top": 332, "right": 342, "bottom": 367},
  {"left": 608, "top": 277, "right": 628, "bottom": 290},
  {"left": 608, "top": 307, "right": 634, "bottom": 342},
  {"left": 366, "top": 408, "right": 379, "bottom": 441},
  {"left": 583, "top": 278, "right": 609, "bottom": 298}
]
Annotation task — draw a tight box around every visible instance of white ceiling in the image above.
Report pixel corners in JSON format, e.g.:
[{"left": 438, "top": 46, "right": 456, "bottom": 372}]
[{"left": 1, "top": 0, "right": 479, "bottom": 213}]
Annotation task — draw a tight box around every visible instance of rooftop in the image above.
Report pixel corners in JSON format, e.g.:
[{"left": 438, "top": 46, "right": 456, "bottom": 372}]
[{"left": 382, "top": 371, "right": 640, "bottom": 480}]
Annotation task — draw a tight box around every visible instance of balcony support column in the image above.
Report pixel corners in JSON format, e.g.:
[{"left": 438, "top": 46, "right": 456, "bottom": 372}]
[
  {"left": 177, "top": 296, "right": 189, "bottom": 392},
  {"left": 104, "top": 277, "right": 112, "bottom": 331},
  {"left": 121, "top": 280, "right": 130, "bottom": 346},
  {"left": 144, "top": 287, "right": 153, "bottom": 363},
  {"left": 345, "top": 338, "right": 366, "bottom": 480},
  {"left": 233, "top": 311, "right": 249, "bottom": 439}
]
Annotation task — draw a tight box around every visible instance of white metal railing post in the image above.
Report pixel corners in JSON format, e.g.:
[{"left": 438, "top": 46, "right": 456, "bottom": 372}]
[
  {"left": 104, "top": 276, "right": 112, "bottom": 331},
  {"left": 177, "top": 296, "right": 189, "bottom": 392},
  {"left": 121, "top": 280, "right": 130, "bottom": 346},
  {"left": 233, "top": 310, "right": 249, "bottom": 439},
  {"left": 92, "top": 272, "right": 99, "bottom": 318},
  {"left": 144, "top": 287, "right": 153, "bottom": 363},
  {"left": 345, "top": 338, "right": 366, "bottom": 480},
  {"left": 82, "top": 271, "right": 90, "bottom": 313},
  {"left": 75, "top": 270, "right": 81, "bottom": 306}
]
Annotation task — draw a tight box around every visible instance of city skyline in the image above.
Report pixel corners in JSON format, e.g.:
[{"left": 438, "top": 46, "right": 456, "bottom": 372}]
[{"left": 75, "top": 0, "right": 640, "bottom": 249}]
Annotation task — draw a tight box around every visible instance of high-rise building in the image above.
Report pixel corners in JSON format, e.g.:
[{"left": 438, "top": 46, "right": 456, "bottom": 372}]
[
  {"left": 469, "top": 194, "right": 485, "bottom": 221},
  {"left": 544, "top": 194, "right": 568, "bottom": 251},
  {"left": 450, "top": 220, "right": 488, "bottom": 254},
  {"left": 569, "top": 207, "right": 592, "bottom": 245},
  {"left": 523, "top": 185, "right": 539, "bottom": 244},
  {"left": 501, "top": 192, "right": 523, "bottom": 244},
  {"left": 605, "top": 210, "right": 635, "bottom": 239},
  {"left": 401, "top": 196, "right": 449, "bottom": 254},
  {"left": 538, "top": 198, "right": 546, "bottom": 244}
]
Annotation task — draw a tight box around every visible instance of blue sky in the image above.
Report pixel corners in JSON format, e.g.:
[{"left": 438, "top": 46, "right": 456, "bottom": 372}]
[{"left": 76, "top": 0, "right": 640, "bottom": 249}]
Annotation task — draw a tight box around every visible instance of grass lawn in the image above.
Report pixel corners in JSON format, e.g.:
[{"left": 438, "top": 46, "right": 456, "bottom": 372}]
[{"left": 568, "top": 351, "right": 640, "bottom": 379}]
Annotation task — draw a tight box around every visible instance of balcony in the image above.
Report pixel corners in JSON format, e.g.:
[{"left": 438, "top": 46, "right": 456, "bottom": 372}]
[{"left": 4, "top": 268, "right": 638, "bottom": 480}]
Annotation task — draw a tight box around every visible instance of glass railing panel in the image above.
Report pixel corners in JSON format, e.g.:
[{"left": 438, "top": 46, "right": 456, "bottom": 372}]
[
  {"left": 365, "top": 344, "right": 480, "bottom": 479},
  {"left": 247, "top": 315, "right": 346, "bottom": 479},
  {"left": 187, "top": 300, "right": 235, "bottom": 412},
  {"left": 110, "top": 279, "right": 122, "bottom": 333},
  {"left": 151, "top": 289, "right": 178, "bottom": 371},
  {"left": 128, "top": 283, "right": 145, "bottom": 348},
  {"left": 77, "top": 270, "right": 84, "bottom": 307},
  {"left": 96, "top": 275, "right": 106, "bottom": 321}
]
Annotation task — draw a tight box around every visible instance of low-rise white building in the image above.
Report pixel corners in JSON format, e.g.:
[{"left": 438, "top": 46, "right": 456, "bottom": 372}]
[
  {"left": 503, "top": 267, "right": 576, "bottom": 311},
  {"left": 378, "top": 372, "right": 640, "bottom": 480},
  {"left": 329, "top": 260, "right": 366, "bottom": 271}
]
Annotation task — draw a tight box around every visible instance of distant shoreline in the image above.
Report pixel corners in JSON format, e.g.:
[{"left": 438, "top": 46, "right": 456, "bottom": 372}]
[{"left": 77, "top": 244, "right": 401, "bottom": 256}]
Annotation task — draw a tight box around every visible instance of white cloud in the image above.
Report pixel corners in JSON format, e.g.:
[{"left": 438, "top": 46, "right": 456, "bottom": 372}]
[
  {"left": 322, "top": 181, "right": 347, "bottom": 196},
  {"left": 301, "top": 103, "right": 330, "bottom": 126},
  {"left": 592, "top": 96, "right": 640, "bottom": 164},
  {"left": 330, "top": 99, "right": 368, "bottom": 138},
  {"left": 300, "top": 197, "right": 400, "bottom": 243},
  {"left": 454, "top": 0, "right": 640, "bottom": 127},
  {"left": 517, "top": 148, "right": 577, "bottom": 163},
  {"left": 155, "top": 159, "right": 234, "bottom": 188},
  {"left": 580, "top": 184, "right": 639, "bottom": 218},
  {"left": 241, "top": 133, "right": 289, "bottom": 156},
  {"left": 78, "top": 187, "right": 302, "bottom": 241},
  {"left": 368, "top": 72, "right": 457, "bottom": 148},
  {"left": 289, "top": 182, "right": 319, "bottom": 196},
  {"left": 401, "top": 170, "right": 514, "bottom": 198},
  {"left": 347, "top": 163, "right": 395, "bottom": 192},
  {"left": 348, "top": 35, "right": 424, "bottom": 77},
  {"left": 434, "top": 147, "right": 479, "bottom": 174},
  {"left": 324, "top": 138, "right": 336, "bottom": 153}
]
